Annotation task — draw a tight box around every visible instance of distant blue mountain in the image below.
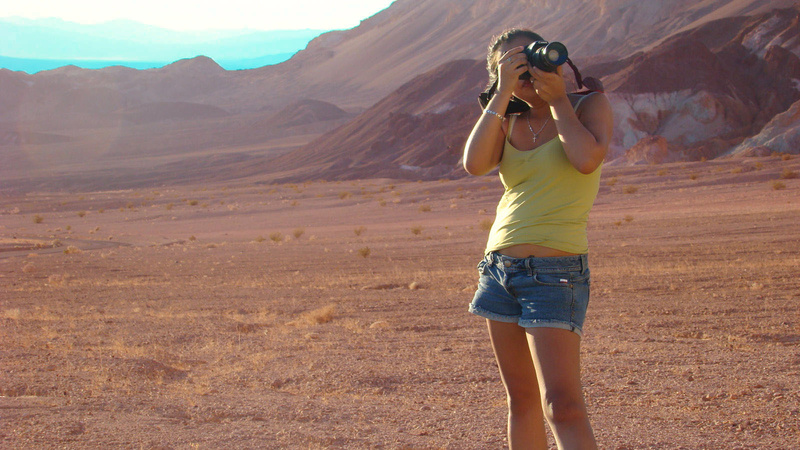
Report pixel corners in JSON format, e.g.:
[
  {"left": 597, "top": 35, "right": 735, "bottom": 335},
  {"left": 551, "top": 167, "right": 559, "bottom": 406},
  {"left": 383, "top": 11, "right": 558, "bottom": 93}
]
[{"left": 0, "top": 17, "right": 325, "bottom": 73}]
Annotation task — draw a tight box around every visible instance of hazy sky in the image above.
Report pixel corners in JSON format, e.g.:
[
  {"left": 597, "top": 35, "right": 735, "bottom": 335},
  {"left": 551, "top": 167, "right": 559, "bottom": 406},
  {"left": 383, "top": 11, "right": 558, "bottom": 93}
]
[{"left": 2, "top": 0, "right": 397, "bottom": 31}]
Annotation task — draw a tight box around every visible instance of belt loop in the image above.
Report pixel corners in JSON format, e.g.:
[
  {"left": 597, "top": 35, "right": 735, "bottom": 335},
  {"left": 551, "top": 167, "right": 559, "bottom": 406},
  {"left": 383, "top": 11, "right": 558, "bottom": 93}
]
[{"left": 525, "top": 258, "right": 533, "bottom": 277}]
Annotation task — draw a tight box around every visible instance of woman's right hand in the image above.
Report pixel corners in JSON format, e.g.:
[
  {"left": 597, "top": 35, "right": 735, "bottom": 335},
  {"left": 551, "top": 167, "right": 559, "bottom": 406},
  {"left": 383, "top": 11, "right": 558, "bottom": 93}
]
[{"left": 496, "top": 46, "right": 529, "bottom": 95}]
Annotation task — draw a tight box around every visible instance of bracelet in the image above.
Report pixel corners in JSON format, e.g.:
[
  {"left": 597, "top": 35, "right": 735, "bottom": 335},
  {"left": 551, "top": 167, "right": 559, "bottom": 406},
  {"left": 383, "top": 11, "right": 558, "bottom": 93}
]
[{"left": 483, "top": 109, "right": 504, "bottom": 120}]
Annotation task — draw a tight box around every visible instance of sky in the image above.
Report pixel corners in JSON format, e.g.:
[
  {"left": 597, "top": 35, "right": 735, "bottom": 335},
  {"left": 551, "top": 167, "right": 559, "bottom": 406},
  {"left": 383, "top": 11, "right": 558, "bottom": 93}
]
[{"left": 1, "top": 0, "right": 397, "bottom": 31}]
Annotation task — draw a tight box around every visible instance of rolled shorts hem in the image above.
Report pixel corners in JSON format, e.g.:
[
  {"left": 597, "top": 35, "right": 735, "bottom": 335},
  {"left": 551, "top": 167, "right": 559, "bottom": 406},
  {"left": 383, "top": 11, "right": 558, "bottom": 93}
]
[{"left": 469, "top": 305, "right": 583, "bottom": 337}]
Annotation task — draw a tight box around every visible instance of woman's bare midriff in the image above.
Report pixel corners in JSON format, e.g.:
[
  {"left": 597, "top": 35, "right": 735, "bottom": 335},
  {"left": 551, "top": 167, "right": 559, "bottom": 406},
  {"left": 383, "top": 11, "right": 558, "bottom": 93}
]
[{"left": 497, "top": 243, "right": 578, "bottom": 258}]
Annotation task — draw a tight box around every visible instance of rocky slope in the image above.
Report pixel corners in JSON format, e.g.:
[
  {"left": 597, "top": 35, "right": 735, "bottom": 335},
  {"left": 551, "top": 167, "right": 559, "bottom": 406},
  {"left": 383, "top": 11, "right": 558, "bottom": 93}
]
[
  {"left": 265, "top": 6, "right": 800, "bottom": 180},
  {"left": 1, "top": 0, "right": 798, "bottom": 190}
]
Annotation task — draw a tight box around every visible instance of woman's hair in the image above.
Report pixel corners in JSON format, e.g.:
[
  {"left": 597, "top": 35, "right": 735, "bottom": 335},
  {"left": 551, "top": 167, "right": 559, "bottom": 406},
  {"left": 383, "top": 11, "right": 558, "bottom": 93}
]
[{"left": 486, "top": 29, "right": 544, "bottom": 86}]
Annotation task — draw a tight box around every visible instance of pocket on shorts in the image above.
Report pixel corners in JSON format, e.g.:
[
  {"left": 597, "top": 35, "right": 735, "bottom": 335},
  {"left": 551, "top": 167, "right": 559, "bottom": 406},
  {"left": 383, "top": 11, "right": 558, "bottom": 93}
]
[
  {"left": 477, "top": 259, "right": 488, "bottom": 274},
  {"left": 532, "top": 270, "right": 588, "bottom": 288}
]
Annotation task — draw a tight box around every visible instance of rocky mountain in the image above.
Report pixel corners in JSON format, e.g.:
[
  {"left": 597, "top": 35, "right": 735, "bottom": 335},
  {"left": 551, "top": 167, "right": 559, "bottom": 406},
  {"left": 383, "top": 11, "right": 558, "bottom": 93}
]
[
  {"left": 267, "top": 5, "right": 800, "bottom": 179},
  {"left": 1, "top": 0, "right": 798, "bottom": 190}
]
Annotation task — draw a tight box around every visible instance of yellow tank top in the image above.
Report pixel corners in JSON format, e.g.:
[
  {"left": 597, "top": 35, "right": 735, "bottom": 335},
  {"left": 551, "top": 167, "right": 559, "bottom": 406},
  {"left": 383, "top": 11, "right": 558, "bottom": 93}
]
[{"left": 485, "top": 97, "right": 602, "bottom": 255}]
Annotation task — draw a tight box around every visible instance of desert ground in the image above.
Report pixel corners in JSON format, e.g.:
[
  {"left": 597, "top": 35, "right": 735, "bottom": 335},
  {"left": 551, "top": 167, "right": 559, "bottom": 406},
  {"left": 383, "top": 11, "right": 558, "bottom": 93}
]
[{"left": 1, "top": 155, "right": 799, "bottom": 449}]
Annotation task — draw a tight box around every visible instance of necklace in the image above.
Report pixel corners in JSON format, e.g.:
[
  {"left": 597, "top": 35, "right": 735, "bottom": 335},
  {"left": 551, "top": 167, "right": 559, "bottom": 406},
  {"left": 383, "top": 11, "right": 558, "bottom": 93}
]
[{"left": 526, "top": 111, "right": 550, "bottom": 143}]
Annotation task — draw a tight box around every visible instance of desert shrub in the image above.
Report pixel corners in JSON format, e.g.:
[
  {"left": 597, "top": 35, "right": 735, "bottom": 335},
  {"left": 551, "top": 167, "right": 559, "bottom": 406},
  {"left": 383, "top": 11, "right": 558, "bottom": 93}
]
[
  {"left": 293, "top": 228, "right": 305, "bottom": 239},
  {"left": 780, "top": 169, "right": 798, "bottom": 179},
  {"left": 254, "top": 236, "right": 267, "bottom": 243},
  {"left": 64, "top": 246, "right": 82, "bottom": 254},
  {"left": 339, "top": 191, "right": 351, "bottom": 200},
  {"left": 77, "top": 211, "right": 87, "bottom": 218},
  {"left": 624, "top": 215, "right": 634, "bottom": 222},
  {"left": 33, "top": 215, "right": 43, "bottom": 224},
  {"left": 772, "top": 181, "right": 786, "bottom": 190},
  {"left": 269, "top": 232, "right": 283, "bottom": 243},
  {"left": 354, "top": 226, "right": 367, "bottom": 236},
  {"left": 358, "top": 247, "right": 371, "bottom": 258},
  {"left": 657, "top": 170, "right": 668, "bottom": 176},
  {"left": 690, "top": 173, "right": 699, "bottom": 180},
  {"left": 189, "top": 200, "right": 199, "bottom": 206},
  {"left": 292, "top": 304, "right": 336, "bottom": 326},
  {"left": 606, "top": 177, "right": 618, "bottom": 186},
  {"left": 410, "top": 225, "right": 423, "bottom": 235},
  {"left": 419, "top": 204, "right": 432, "bottom": 212},
  {"left": 623, "top": 185, "right": 639, "bottom": 194}
]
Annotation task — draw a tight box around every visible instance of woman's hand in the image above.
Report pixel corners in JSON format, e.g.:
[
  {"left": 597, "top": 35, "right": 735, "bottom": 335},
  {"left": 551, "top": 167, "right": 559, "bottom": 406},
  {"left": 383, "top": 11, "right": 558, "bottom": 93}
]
[
  {"left": 496, "top": 47, "right": 530, "bottom": 95},
  {"left": 530, "top": 65, "right": 568, "bottom": 104}
]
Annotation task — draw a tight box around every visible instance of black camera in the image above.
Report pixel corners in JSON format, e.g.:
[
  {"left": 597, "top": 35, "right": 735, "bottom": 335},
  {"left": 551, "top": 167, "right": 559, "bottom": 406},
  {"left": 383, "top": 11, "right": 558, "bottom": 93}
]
[{"left": 520, "top": 41, "right": 568, "bottom": 78}]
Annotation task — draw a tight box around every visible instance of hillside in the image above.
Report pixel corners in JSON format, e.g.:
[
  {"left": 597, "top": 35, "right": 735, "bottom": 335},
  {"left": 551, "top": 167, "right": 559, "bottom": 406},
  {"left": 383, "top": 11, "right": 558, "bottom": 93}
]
[{"left": 1, "top": 0, "right": 798, "bottom": 191}]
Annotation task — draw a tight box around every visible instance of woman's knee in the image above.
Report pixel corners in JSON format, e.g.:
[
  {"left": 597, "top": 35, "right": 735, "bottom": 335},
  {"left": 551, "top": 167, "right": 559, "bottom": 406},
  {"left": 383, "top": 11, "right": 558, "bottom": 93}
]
[
  {"left": 506, "top": 386, "right": 541, "bottom": 416},
  {"left": 541, "top": 391, "right": 587, "bottom": 424}
]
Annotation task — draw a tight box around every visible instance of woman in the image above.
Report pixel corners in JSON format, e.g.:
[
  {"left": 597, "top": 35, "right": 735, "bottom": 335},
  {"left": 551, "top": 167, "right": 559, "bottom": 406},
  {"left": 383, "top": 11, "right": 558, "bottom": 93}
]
[{"left": 463, "top": 29, "right": 613, "bottom": 449}]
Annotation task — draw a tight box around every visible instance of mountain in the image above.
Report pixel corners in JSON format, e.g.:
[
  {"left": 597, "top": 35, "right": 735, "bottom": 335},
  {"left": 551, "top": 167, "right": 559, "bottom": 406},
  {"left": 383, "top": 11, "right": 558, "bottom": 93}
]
[
  {"left": 1, "top": 0, "right": 799, "bottom": 191},
  {"left": 0, "top": 17, "right": 325, "bottom": 72},
  {"left": 266, "top": 4, "right": 800, "bottom": 179}
]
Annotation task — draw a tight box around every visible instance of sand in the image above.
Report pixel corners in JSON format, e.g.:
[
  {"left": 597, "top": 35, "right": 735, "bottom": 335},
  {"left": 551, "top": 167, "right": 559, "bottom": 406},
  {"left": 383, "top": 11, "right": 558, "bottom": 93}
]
[{"left": 1, "top": 156, "right": 799, "bottom": 449}]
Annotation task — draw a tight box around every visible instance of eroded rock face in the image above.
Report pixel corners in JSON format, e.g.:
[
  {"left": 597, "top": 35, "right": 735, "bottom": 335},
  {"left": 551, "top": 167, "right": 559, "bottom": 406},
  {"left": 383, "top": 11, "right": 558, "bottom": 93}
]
[
  {"left": 615, "top": 135, "right": 671, "bottom": 165},
  {"left": 730, "top": 100, "right": 800, "bottom": 155}
]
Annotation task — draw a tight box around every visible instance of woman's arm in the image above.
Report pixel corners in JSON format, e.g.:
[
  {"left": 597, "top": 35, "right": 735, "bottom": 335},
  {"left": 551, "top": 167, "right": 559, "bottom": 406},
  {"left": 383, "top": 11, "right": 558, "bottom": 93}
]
[
  {"left": 531, "top": 67, "right": 614, "bottom": 174},
  {"left": 462, "top": 92, "right": 511, "bottom": 176},
  {"left": 463, "top": 46, "right": 530, "bottom": 176}
]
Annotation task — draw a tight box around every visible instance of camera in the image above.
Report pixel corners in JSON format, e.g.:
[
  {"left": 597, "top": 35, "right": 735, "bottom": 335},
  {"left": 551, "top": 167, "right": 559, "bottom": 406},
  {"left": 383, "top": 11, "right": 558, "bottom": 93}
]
[{"left": 521, "top": 41, "right": 569, "bottom": 78}]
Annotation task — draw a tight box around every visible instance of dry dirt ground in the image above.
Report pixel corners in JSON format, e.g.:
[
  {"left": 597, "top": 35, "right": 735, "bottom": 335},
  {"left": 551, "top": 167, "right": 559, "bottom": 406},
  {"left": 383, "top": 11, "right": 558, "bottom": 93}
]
[{"left": 1, "top": 156, "right": 799, "bottom": 449}]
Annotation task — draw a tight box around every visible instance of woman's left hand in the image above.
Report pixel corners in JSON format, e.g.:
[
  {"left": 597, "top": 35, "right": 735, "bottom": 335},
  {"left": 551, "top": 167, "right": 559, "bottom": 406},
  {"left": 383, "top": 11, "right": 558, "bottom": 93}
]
[{"left": 530, "top": 65, "right": 568, "bottom": 104}]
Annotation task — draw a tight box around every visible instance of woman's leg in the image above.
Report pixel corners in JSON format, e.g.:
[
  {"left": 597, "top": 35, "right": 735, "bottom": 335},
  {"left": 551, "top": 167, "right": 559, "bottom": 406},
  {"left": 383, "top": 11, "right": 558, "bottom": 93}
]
[
  {"left": 526, "top": 327, "right": 597, "bottom": 449},
  {"left": 487, "top": 319, "right": 548, "bottom": 450}
]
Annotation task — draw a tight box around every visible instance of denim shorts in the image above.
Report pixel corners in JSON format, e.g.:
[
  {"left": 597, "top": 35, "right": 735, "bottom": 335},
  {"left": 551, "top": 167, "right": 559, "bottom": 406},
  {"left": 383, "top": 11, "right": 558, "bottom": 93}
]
[{"left": 469, "top": 252, "right": 591, "bottom": 336}]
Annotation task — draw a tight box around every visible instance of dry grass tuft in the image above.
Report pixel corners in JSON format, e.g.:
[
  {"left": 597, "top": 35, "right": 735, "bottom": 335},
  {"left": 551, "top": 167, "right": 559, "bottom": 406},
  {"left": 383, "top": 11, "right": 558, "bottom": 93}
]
[
  {"left": 293, "top": 228, "right": 305, "bottom": 239},
  {"left": 772, "top": 181, "right": 786, "bottom": 190},
  {"left": 418, "top": 204, "right": 432, "bottom": 212},
  {"left": 33, "top": 215, "right": 44, "bottom": 224},
  {"left": 47, "top": 274, "right": 69, "bottom": 285},
  {"left": 780, "top": 168, "right": 797, "bottom": 179},
  {"left": 410, "top": 225, "right": 423, "bottom": 235},
  {"left": 269, "top": 232, "right": 283, "bottom": 243},
  {"left": 63, "top": 246, "right": 82, "bottom": 254},
  {"left": 623, "top": 185, "right": 639, "bottom": 194},
  {"left": 354, "top": 226, "right": 367, "bottom": 236},
  {"left": 22, "top": 263, "right": 37, "bottom": 273},
  {"left": 290, "top": 304, "right": 336, "bottom": 326},
  {"left": 358, "top": 247, "right": 371, "bottom": 258}
]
